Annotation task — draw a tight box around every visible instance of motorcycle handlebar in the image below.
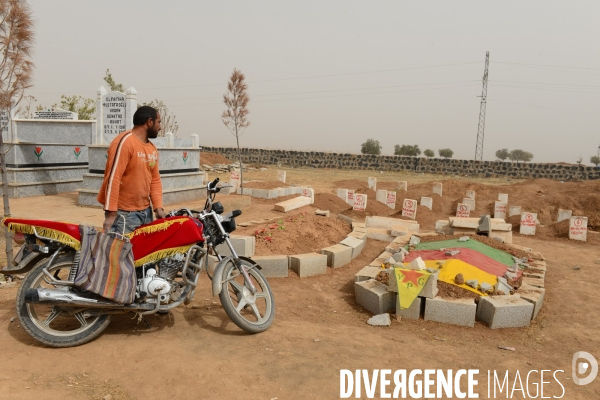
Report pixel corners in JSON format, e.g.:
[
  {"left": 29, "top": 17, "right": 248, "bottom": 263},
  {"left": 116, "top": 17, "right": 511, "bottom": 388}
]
[{"left": 208, "top": 177, "right": 220, "bottom": 191}]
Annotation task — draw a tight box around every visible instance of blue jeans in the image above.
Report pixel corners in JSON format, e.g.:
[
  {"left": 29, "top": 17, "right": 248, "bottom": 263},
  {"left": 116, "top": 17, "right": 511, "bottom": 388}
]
[{"left": 110, "top": 207, "right": 153, "bottom": 235}]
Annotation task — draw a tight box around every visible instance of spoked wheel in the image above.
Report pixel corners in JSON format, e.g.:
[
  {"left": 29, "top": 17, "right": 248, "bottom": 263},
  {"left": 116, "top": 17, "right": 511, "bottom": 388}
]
[
  {"left": 16, "top": 253, "right": 111, "bottom": 348},
  {"left": 218, "top": 258, "right": 275, "bottom": 333}
]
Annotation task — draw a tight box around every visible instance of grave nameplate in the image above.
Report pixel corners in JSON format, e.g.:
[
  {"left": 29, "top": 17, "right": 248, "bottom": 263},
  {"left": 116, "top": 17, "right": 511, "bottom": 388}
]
[
  {"left": 33, "top": 108, "right": 77, "bottom": 120},
  {"left": 420, "top": 197, "right": 433, "bottom": 210},
  {"left": 376, "top": 190, "right": 387, "bottom": 204},
  {"left": 494, "top": 201, "right": 507, "bottom": 219},
  {"left": 398, "top": 181, "right": 407, "bottom": 191},
  {"left": 402, "top": 199, "right": 417, "bottom": 220},
  {"left": 277, "top": 170, "right": 286, "bottom": 183},
  {"left": 346, "top": 190, "right": 355, "bottom": 206},
  {"left": 230, "top": 170, "right": 240, "bottom": 192},
  {"left": 466, "top": 190, "right": 476, "bottom": 200},
  {"left": 386, "top": 192, "right": 396, "bottom": 209},
  {"left": 368, "top": 177, "right": 377, "bottom": 190},
  {"left": 569, "top": 216, "right": 588, "bottom": 241},
  {"left": 498, "top": 193, "right": 508, "bottom": 203},
  {"left": 0, "top": 110, "right": 9, "bottom": 137},
  {"left": 301, "top": 187, "right": 315, "bottom": 204},
  {"left": 520, "top": 212, "right": 537, "bottom": 235},
  {"left": 337, "top": 188, "right": 348, "bottom": 201},
  {"left": 557, "top": 209, "right": 572, "bottom": 223},
  {"left": 509, "top": 206, "right": 521, "bottom": 217},
  {"left": 463, "top": 198, "right": 475, "bottom": 210},
  {"left": 102, "top": 91, "right": 127, "bottom": 136},
  {"left": 353, "top": 194, "right": 367, "bottom": 211},
  {"left": 433, "top": 183, "right": 442, "bottom": 196},
  {"left": 456, "top": 203, "right": 471, "bottom": 218}
]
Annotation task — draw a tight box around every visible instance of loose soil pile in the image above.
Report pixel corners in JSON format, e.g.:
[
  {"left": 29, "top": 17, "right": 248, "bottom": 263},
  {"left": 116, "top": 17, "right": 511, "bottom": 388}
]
[
  {"left": 235, "top": 211, "right": 351, "bottom": 256},
  {"left": 200, "top": 152, "right": 233, "bottom": 166},
  {"left": 243, "top": 181, "right": 289, "bottom": 190}
]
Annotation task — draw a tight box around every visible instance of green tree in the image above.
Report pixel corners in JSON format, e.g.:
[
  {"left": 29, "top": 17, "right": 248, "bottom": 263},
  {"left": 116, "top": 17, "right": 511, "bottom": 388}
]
[
  {"left": 438, "top": 148, "right": 454, "bottom": 158},
  {"left": 53, "top": 94, "right": 95, "bottom": 120},
  {"left": 508, "top": 149, "right": 534, "bottom": 163},
  {"left": 394, "top": 144, "right": 421, "bottom": 156},
  {"left": 423, "top": 149, "right": 434, "bottom": 158},
  {"left": 590, "top": 156, "right": 600, "bottom": 166},
  {"left": 103, "top": 68, "right": 125, "bottom": 92},
  {"left": 495, "top": 148, "right": 509, "bottom": 161},
  {"left": 143, "top": 99, "right": 179, "bottom": 136},
  {"left": 361, "top": 138, "right": 381, "bottom": 155}
]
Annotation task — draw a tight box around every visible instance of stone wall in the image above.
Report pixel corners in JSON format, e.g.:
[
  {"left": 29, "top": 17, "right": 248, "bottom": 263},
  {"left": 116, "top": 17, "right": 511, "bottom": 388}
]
[{"left": 202, "top": 147, "right": 600, "bottom": 181}]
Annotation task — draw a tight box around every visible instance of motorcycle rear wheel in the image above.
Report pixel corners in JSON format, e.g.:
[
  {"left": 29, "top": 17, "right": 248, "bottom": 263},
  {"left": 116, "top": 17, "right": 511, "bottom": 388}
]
[
  {"left": 218, "top": 258, "right": 275, "bottom": 333},
  {"left": 16, "top": 253, "right": 111, "bottom": 348}
]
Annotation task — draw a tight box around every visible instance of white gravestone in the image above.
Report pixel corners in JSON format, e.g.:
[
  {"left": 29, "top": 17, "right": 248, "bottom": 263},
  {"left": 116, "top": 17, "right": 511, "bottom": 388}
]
[
  {"left": 420, "top": 197, "right": 433, "bottom": 210},
  {"left": 102, "top": 91, "right": 127, "bottom": 135},
  {"left": 300, "top": 188, "right": 315, "bottom": 204},
  {"left": 463, "top": 198, "right": 475, "bottom": 210},
  {"left": 230, "top": 170, "right": 240, "bottom": 192},
  {"left": 456, "top": 203, "right": 471, "bottom": 218},
  {"left": 557, "top": 209, "right": 572, "bottom": 223},
  {"left": 277, "top": 170, "right": 286, "bottom": 183},
  {"left": 337, "top": 188, "right": 348, "bottom": 201},
  {"left": 0, "top": 109, "right": 14, "bottom": 141},
  {"left": 498, "top": 193, "right": 508, "bottom": 203},
  {"left": 376, "top": 190, "right": 387, "bottom": 204},
  {"left": 368, "top": 177, "right": 377, "bottom": 191},
  {"left": 353, "top": 194, "right": 368, "bottom": 211},
  {"left": 33, "top": 107, "right": 78, "bottom": 120},
  {"left": 433, "top": 183, "right": 442, "bottom": 196},
  {"left": 520, "top": 212, "right": 537, "bottom": 235},
  {"left": 398, "top": 181, "right": 407, "bottom": 191},
  {"left": 494, "top": 201, "right": 507, "bottom": 219},
  {"left": 466, "top": 190, "right": 476, "bottom": 200},
  {"left": 569, "top": 216, "right": 588, "bottom": 241},
  {"left": 402, "top": 199, "right": 417, "bottom": 220},
  {"left": 346, "top": 190, "right": 355, "bottom": 206},
  {"left": 509, "top": 206, "right": 521, "bottom": 217},
  {"left": 386, "top": 192, "right": 396, "bottom": 209}
]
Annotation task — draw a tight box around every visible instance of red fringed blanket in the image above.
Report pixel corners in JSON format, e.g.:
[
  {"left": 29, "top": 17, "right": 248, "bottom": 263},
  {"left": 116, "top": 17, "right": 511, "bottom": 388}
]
[{"left": 3, "top": 216, "right": 205, "bottom": 267}]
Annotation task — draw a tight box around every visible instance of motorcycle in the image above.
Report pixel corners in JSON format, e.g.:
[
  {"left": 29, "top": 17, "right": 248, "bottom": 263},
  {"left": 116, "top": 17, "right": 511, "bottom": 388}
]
[{"left": 1, "top": 177, "right": 275, "bottom": 347}]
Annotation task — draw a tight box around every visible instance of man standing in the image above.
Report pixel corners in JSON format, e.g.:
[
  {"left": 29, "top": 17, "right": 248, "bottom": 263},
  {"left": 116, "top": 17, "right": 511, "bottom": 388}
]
[{"left": 98, "top": 106, "right": 167, "bottom": 234}]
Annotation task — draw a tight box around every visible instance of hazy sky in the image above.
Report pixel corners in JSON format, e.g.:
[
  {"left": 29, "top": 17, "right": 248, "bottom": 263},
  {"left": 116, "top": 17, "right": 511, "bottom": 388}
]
[{"left": 26, "top": 1, "right": 600, "bottom": 163}]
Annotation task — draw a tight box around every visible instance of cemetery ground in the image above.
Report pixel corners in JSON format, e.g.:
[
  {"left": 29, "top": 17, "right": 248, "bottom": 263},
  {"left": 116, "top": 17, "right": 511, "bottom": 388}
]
[{"left": 0, "top": 168, "right": 599, "bottom": 399}]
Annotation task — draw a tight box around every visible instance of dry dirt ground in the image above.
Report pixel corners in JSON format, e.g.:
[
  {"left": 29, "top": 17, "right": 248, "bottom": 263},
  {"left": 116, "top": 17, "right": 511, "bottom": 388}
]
[{"left": 0, "top": 168, "right": 599, "bottom": 399}]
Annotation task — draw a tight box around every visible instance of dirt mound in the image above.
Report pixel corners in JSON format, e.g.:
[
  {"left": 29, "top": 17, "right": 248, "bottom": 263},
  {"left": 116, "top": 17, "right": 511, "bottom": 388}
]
[
  {"left": 244, "top": 181, "right": 288, "bottom": 190},
  {"left": 201, "top": 152, "right": 233, "bottom": 166},
  {"left": 235, "top": 211, "right": 351, "bottom": 256},
  {"left": 313, "top": 193, "right": 351, "bottom": 214}
]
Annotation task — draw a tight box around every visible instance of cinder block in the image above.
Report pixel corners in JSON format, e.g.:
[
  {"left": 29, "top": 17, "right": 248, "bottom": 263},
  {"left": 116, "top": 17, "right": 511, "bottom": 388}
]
[
  {"left": 353, "top": 226, "right": 368, "bottom": 233},
  {"left": 238, "top": 187, "right": 253, "bottom": 196},
  {"left": 522, "top": 277, "right": 544, "bottom": 288},
  {"left": 396, "top": 296, "right": 422, "bottom": 320},
  {"left": 355, "top": 266, "right": 382, "bottom": 282},
  {"left": 369, "top": 251, "right": 393, "bottom": 267},
  {"left": 476, "top": 295, "right": 534, "bottom": 329},
  {"left": 355, "top": 279, "right": 395, "bottom": 315},
  {"left": 276, "top": 187, "right": 286, "bottom": 197},
  {"left": 251, "top": 189, "right": 270, "bottom": 199},
  {"left": 215, "top": 235, "right": 255, "bottom": 257},
  {"left": 420, "top": 271, "right": 439, "bottom": 298},
  {"left": 489, "top": 230, "right": 513, "bottom": 244},
  {"left": 367, "top": 228, "right": 395, "bottom": 242},
  {"left": 522, "top": 270, "right": 545, "bottom": 280},
  {"left": 251, "top": 255, "right": 289, "bottom": 278},
  {"left": 352, "top": 222, "right": 366, "bottom": 229},
  {"left": 435, "top": 220, "right": 452, "bottom": 235},
  {"left": 348, "top": 230, "right": 367, "bottom": 241},
  {"left": 340, "top": 235, "right": 364, "bottom": 259},
  {"left": 289, "top": 253, "right": 328, "bottom": 278},
  {"left": 365, "top": 216, "right": 419, "bottom": 230},
  {"left": 385, "top": 241, "right": 405, "bottom": 254},
  {"left": 392, "top": 233, "right": 412, "bottom": 246},
  {"left": 320, "top": 244, "right": 352, "bottom": 268},
  {"left": 516, "top": 283, "right": 545, "bottom": 320},
  {"left": 424, "top": 297, "right": 476, "bottom": 327},
  {"left": 273, "top": 196, "right": 312, "bottom": 212}
]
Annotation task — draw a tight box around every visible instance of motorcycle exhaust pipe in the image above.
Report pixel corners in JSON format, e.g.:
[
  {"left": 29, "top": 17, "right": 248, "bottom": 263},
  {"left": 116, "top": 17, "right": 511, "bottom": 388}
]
[{"left": 24, "top": 288, "right": 152, "bottom": 310}]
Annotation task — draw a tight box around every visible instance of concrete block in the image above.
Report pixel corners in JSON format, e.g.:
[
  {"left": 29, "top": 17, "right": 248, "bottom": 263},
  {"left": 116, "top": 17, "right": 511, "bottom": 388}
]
[
  {"left": 396, "top": 296, "right": 422, "bottom": 320},
  {"left": 392, "top": 233, "right": 412, "bottom": 246},
  {"left": 385, "top": 241, "right": 405, "bottom": 254},
  {"left": 391, "top": 228, "right": 408, "bottom": 237},
  {"left": 320, "top": 243, "right": 352, "bottom": 268},
  {"left": 494, "top": 277, "right": 513, "bottom": 294},
  {"left": 367, "top": 228, "right": 395, "bottom": 242},
  {"left": 521, "top": 277, "right": 544, "bottom": 288},
  {"left": 424, "top": 297, "right": 477, "bottom": 327},
  {"left": 420, "top": 196, "right": 433, "bottom": 210},
  {"left": 367, "top": 177, "right": 377, "bottom": 190},
  {"left": 449, "top": 217, "right": 509, "bottom": 230},
  {"left": 276, "top": 187, "right": 286, "bottom": 197},
  {"left": 520, "top": 212, "right": 537, "bottom": 235},
  {"left": 397, "top": 181, "right": 407, "bottom": 191},
  {"left": 452, "top": 227, "right": 477, "bottom": 235},
  {"left": 251, "top": 188, "right": 270, "bottom": 199},
  {"left": 340, "top": 235, "right": 364, "bottom": 259},
  {"left": 494, "top": 201, "right": 507, "bottom": 220},
  {"left": 289, "top": 253, "right": 328, "bottom": 278},
  {"left": 352, "top": 222, "right": 366, "bottom": 229},
  {"left": 406, "top": 257, "right": 426, "bottom": 271},
  {"left": 355, "top": 279, "right": 395, "bottom": 315},
  {"left": 355, "top": 266, "right": 383, "bottom": 282},
  {"left": 348, "top": 230, "right": 367, "bottom": 242},
  {"left": 353, "top": 226, "right": 368, "bottom": 233},
  {"left": 251, "top": 255, "right": 289, "bottom": 278},
  {"left": 463, "top": 198, "right": 476, "bottom": 210},
  {"left": 376, "top": 189, "right": 387, "bottom": 204},
  {"left": 273, "top": 196, "right": 312, "bottom": 212},
  {"left": 498, "top": 193, "right": 508, "bottom": 203},
  {"left": 277, "top": 170, "right": 286, "bottom": 183},
  {"left": 215, "top": 235, "right": 255, "bottom": 257},
  {"left": 366, "top": 216, "right": 418, "bottom": 230},
  {"left": 489, "top": 230, "right": 513, "bottom": 244},
  {"left": 435, "top": 220, "right": 453, "bottom": 235},
  {"left": 465, "top": 190, "right": 475, "bottom": 200},
  {"left": 337, "top": 188, "right": 348, "bottom": 201},
  {"left": 299, "top": 187, "right": 315, "bottom": 204},
  {"left": 433, "top": 183, "right": 442, "bottom": 196},
  {"left": 476, "top": 295, "right": 533, "bottom": 329},
  {"left": 557, "top": 209, "right": 572, "bottom": 223},
  {"left": 509, "top": 206, "right": 521, "bottom": 217},
  {"left": 285, "top": 187, "right": 296, "bottom": 196},
  {"left": 241, "top": 187, "right": 253, "bottom": 196},
  {"left": 516, "top": 283, "right": 545, "bottom": 320},
  {"left": 420, "top": 271, "right": 439, "bottom": 298}
]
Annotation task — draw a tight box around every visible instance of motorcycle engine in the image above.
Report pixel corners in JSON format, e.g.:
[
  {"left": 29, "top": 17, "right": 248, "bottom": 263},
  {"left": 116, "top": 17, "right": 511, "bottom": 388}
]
[
  {"left": 138, "top": 268, "right": 172, "bottom": 304},
  {"left": 137, "top": 253, "right": 186, "bottom": 304}
]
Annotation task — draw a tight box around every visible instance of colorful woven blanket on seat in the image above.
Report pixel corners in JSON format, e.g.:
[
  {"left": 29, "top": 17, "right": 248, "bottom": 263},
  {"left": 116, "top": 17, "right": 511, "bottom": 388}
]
[
  {"left": 2, "top": 218, "right": 82, "bottom": 250},
  {"left": 128, "top": 216, "right": 204, "bottom": 266}
]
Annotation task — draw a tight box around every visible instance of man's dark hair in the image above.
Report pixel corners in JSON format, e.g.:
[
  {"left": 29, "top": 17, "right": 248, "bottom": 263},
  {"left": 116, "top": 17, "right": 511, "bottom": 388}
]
[{"left": 133, "top": 106, "right": 158, "bottom": 126}]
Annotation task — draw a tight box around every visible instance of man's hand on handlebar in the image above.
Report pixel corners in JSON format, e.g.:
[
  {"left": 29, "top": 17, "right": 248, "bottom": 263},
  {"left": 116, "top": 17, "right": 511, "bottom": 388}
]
[{"left": 154, "top": 207, "right": 166, "bottom": 219}]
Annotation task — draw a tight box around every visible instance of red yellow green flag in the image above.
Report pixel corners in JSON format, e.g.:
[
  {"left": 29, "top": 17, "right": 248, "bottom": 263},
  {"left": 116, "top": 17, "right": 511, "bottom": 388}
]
[{"left": 395, "top": 267, "right": 431, "bottom": 309}]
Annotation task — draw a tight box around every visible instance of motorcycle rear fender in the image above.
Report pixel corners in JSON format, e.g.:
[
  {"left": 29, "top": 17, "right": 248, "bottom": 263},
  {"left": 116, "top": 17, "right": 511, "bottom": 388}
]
[
  {"left": 0, "top": 250, "right": 48, "bottom": 275},
  {"left": 211, "top": 256, "right": 261, "bottom": 297}
]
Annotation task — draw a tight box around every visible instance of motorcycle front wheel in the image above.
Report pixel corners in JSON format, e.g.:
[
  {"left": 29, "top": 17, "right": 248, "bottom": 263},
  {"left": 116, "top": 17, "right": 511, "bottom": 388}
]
[
  {"left": 16, "top": 253, "right": 111, "bottom": 348},
  {"left": 218, "top": 258, "right": 275, "bottom": 333}
]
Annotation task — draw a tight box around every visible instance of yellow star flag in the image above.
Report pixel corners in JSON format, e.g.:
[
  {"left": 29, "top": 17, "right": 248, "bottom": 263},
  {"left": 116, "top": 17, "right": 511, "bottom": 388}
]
[{"left": 394, "top": 267, "right": 431, "bottom": 309}]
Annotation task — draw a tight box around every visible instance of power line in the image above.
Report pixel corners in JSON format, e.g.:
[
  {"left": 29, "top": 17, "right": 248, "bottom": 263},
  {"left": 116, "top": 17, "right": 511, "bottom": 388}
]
[
  {"left": 494, "top": 61, "right": 600, "bottom": 71},
  {"left": 488, "top": 98, "right": 599, "bottom": 115},
  {"left": 489, "top": 83, "right": 600, "bottom": 95}
]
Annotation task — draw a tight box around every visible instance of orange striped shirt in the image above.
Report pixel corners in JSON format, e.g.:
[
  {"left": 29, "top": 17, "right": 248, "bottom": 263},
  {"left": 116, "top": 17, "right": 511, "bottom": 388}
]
[{"left": 97, "top": 131, "right": 163, "bottom": 212}]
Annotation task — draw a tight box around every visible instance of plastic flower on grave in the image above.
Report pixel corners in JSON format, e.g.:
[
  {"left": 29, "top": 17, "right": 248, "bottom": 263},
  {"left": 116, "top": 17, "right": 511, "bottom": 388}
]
[{"left": 269, "top": 224, "right": 277, "bottom": 230}]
